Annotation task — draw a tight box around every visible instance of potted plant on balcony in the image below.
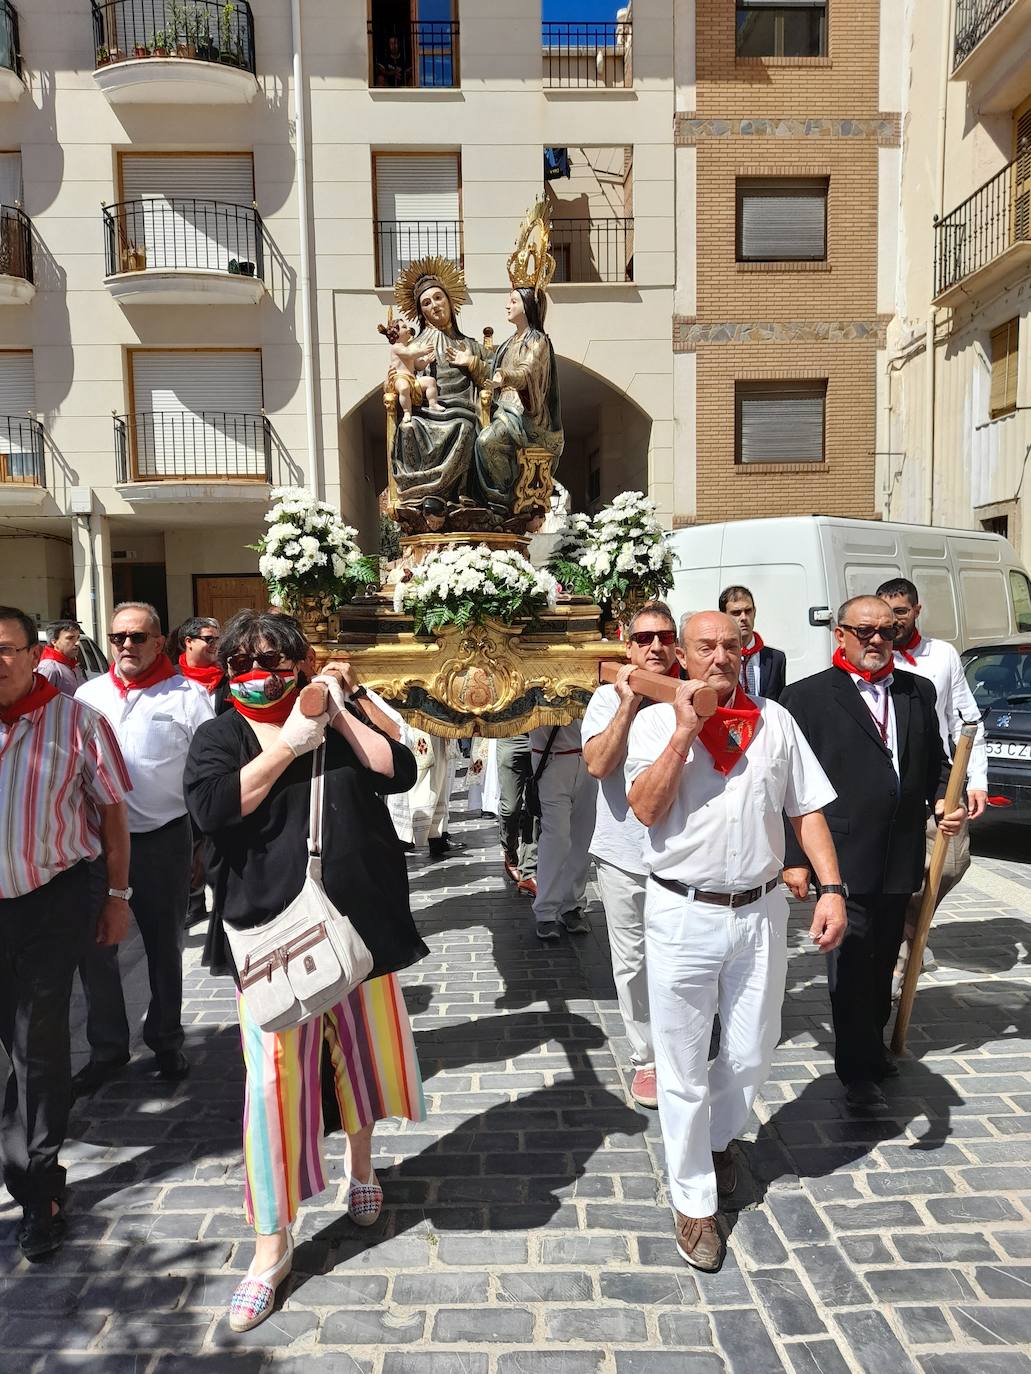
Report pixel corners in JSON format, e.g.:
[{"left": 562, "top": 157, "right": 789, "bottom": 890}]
[
  {"left": 196, "top": 13, "right": 218, "bottom": 62},
  {"left": 134, "top": 41, "right": 150, "bottom": 58},
  {"left": 220, "top": 0, "right": 242, "bottom": 66},
  {"left": 96, "top": 44, "right": 110, "bottom": 66},
  {"left": 151, "top": 30, "right": 169, "bottom": 57},
  {"left": 253, "top": 486, "right": 381, "bottom": 643}
]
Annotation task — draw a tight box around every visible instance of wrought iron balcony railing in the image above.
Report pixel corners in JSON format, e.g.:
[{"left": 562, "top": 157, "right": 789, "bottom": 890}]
[
  {"left": 0, "top": 204, "right": 31, "bottom": 282},
  {"left": 953, "top": 0, "right": 1016, "bottom": 68},
  {"left": 367, "top": 19, "right": 458, "bottom": 88},
  {"left": 114, "top": 410, "right": 273, "bottom": 482},
  {"left": 551, "top": 217, "right": 634, "bottom": 283},
  {"left": 91, "top": 0, "right": 256, "bottom": 73},
  {"left": 103, "top": 198, "right": 266, "bottom": 280},
  {"left": 542, "top": 19, "right": 632, "bottom": 89},
  {"left": 0, "top": 415, "right": 44, "bottom": 485},
  {"left": 375, "top": 219, "right": 462, "bottom": 288},
  {"left": 1, "top": 1, "right": 22, "bottom": 79},
  {"left": 934, "top": 155, "right": 1030, "bottom": 298}
]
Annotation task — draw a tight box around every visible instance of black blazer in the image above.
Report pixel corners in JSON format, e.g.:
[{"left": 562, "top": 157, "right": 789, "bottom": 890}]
[
  {"left": 759, "top": 646, "right": 787, "bottom": 702},
  {"left": 780, "top": 667, "right": 947, "bottom": 895}
]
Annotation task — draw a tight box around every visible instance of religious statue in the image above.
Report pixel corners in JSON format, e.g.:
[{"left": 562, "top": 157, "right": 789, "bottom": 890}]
[
  {"left": 377, "top": 308, "right": 445, "bottom": 426},
  {"left": 385, "top": 203, "right": 564, "bottom": 535}
]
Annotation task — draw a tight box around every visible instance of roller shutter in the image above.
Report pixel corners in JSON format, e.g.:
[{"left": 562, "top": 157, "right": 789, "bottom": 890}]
[
  {"left": 737, "top": 178, "right": 827, "bottom": 261},
  {"left": 119, "top": 154, "right": 257, "bottom": 272},
  {"left": 374, "top": 153, "right": 460, "bottom": 284},
  {"left": 736, "top": 380, "right": 826, "bottom": 464},
  {"left": 0, "top": 351, "right": 36, "bottom": 480},
  {"left": 129, "top": 350, "right": 265, "bottom": 478}
]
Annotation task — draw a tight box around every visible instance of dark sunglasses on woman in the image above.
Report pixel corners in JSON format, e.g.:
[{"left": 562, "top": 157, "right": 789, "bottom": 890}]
[{"left": 227, "top": 651, "right": 291, "bottom": 676}]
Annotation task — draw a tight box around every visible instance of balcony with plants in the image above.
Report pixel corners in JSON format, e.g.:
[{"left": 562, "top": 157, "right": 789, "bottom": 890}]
[
  {"left": 933, "top": 153, "right": 1031, "bottom": 305},
  {"left": 0, "top": 1, "right": 24, "bottom": 101},
  {"left": 102, "top": 197, "right": 269, "bottom": 306},
  {"left": 91, "top": 0, "right": 258, "bottom": 104},
  {"left": 951, "top": 0, "right": 1030, "bottom": 112}
]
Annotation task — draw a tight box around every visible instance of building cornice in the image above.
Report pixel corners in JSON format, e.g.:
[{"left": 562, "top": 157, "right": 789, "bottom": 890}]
[
  {"left": 674, "top": 114, "right": 901, "bottom": 146},
  {"left": 673, "top": 316, "right": 893, "bottom": 351}
]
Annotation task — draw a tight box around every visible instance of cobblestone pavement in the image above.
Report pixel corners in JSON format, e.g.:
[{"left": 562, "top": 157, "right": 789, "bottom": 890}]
[{"left": 2, "top": 791, "right": 1030, "bottom": 1374}]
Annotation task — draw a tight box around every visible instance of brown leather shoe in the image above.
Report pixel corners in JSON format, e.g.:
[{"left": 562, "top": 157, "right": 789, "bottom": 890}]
[
  {"left": 712, "top": 1146, "right": 738, "bottom": 1198},
  {"left": 673, "top": 1210, "right": 725, "bottom": 1272}
]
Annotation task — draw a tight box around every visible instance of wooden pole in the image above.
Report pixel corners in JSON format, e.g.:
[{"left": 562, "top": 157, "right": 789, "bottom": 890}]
[
  {"left": 598, "top": 661, "right": 718, "bottom": 718},
  {"left": 890, "top": 722, "right": 978, "bottom": 1055}
]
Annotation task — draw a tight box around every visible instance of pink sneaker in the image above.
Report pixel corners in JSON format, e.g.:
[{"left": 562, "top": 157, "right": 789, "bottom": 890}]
[{"left": 631, "top": 1066, "right": 657, "bottom": 1109}]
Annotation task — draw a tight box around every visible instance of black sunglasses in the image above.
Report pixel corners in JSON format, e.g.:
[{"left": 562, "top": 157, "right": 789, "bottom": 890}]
[
  {"left": 227, "top": 651, "right": 291, "bottom": 676},
  {"left": 629, "top": 629, "right": 677, "bottom": 647},
  {"left": 839, "top": 623, "right": 900, "bottom": 644},
  {"left": 192, "top": 634, "right": 220, "bottom": 645},
  {"left": 108, "top": 631, "right": 152, "bottom": 646}
]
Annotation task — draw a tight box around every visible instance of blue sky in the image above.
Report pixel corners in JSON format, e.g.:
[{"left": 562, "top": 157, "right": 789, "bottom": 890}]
[{"left": 542, "top": 2, "right": 622, "bottom": 18}]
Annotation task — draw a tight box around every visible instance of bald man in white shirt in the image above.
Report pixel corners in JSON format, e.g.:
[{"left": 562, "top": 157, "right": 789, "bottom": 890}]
[{"left": 626, "top": 611, "right": 847, "bottom": 1273}]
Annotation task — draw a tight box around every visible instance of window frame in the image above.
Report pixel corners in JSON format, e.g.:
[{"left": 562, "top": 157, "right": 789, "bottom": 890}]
[
  {"left": 989, "top": 318, "right": 1019, "bottom": 420},
  {"left": 735, "top": 175, "right": 829, "bottom": 263},
  {"left": 735, "top": 0, "right": 828, "bottom": 60},
  {"left": 734, "top": 378, "right": 828, "bottom": 466}
]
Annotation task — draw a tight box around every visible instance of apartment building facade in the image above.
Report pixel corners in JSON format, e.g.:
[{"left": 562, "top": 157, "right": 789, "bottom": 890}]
[{"left": 884, "top": 0, "right": 1031, "bottom": 576}]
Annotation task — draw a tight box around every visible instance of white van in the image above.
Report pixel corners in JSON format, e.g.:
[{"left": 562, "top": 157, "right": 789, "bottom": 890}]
[{"left": 667, "top": 516, "right": 1031, "bottom": 686}]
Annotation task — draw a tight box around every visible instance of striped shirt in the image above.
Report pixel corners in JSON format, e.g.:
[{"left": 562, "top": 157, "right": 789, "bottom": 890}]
[{"left": 0, "top": 693, "right": 132, "bottom": 900}]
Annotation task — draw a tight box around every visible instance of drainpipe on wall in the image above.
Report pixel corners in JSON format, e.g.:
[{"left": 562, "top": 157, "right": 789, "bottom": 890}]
[
  {"left": 926, "top": 0, "right": 955, "bottom": 526},
  {"left": 290, "top": 0, "right": 322, "bottom": 498}
]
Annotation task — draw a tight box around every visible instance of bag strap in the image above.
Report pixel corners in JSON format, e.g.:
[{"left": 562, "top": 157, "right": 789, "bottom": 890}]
[
  {"left": 307, "top": 743, "right": 326, "bottom": 857},
  {"left": 532, "top": 726, "right": 561, "bottom": 783}
]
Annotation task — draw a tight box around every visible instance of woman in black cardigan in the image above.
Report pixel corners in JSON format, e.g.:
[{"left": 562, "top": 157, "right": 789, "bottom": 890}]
[{"left": 184, "top": 610, "right": 427, "bottom": 1332}]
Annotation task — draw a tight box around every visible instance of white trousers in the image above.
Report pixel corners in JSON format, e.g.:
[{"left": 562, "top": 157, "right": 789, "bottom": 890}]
[
  {"left": 646, "top": 881, "right": 789, "bottom": 1218},
  {"left": 595, "top": 860, "right": 652, "bottom": 1066},
  {"left": 532, "top": 753, "right": 597, "bottom": 924}
]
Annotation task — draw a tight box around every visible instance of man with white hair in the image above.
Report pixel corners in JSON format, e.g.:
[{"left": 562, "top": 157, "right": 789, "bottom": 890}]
[
  {"left": 626, "top": 610, "right": 847, "bottom": 1272},
  {"left": 74, "top": 602, "right": 213, "bottom": 1090}
]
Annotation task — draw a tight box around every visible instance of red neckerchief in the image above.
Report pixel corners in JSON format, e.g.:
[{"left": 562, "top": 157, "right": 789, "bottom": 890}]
[
  {"left": 667, "top": 660, "right": 683, "bottom": 679},
  {"left": 109, "top": 655, "right": 177, "bottom": 699},
  {"left": 0, "top": 672, "right": 60, "bottom": 726},
  {"left": 832, "top": 645, "right": 893, "bottom": 684},
  {"left": 741, "top": 632, "right": 764, "bottom": 661},
  {"left": 178, "top": 653, "right": 224, "bottom": 692},
  {"left": 40, "top": 644, "right": 78, "bottom": 670},
  {"left": 896, "top": 629, "right": 921, "bottom": 667},
  {"left": 697, "top": 684, "right": 761, "bottom": 775}
]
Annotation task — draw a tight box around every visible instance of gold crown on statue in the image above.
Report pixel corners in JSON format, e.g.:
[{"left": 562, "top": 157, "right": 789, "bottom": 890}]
[
  {"left": 394, "top": 255, "right": 470, "bottom": 322},
  {"left": 507, "top": 198, "right": 555, "bottom": 296}
]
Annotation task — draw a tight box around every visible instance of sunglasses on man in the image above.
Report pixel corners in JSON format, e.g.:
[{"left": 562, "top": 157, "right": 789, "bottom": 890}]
[
  {"left": 628, "top": 629, "right": 677, "bottom": 647},
  {"left": 108, "top": 631, "right": 154, "bottom": 647},
  {"left": 839, "top": 623, "right": 901, "bottom": 644},
  {"left": 191, "top": 634, "right": 220, "bottom": 645},
  {"left": 226, "top": 651, "right": 291, "bottom": 676}
]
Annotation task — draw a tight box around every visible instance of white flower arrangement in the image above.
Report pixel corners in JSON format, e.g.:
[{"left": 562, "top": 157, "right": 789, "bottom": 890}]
[
  {"left": 548, "top": 490, "right": 673, "bottom": 607},
  {"left": 252, "top": 486, "right": 379, "bottom": 609},
  {"left": 393, "top": 543, "right": 559, "bottom": 635}
]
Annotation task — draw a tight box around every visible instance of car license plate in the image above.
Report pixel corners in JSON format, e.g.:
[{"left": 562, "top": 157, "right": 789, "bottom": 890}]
[{"left": 987, "top": 740, "right": 1031, "bottom": 759}]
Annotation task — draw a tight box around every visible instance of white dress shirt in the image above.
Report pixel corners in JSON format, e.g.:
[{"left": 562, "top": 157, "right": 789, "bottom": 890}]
[
  {"left": 582, "top": 683, "right": 648, "bottom": 875},
  {"left": 625, "top": 697, "right": 836, "bottom": 891},
  {"left": 75, "top": 671, "right": 214, "bottom": 833},
  {"left": 851, "top": 674, "right": 900, "bottom": 778},
  {"left": 893, "top": 635, "right": 988, "bottom": 792}
]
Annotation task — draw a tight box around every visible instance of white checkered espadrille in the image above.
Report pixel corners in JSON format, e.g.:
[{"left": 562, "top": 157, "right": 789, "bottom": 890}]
[
  {"left": 347, "top": 1171, "right": 383, "bottom": 1227},
  {"left": 228, "top": 1233, "right": 293, "bottom": 1333}
]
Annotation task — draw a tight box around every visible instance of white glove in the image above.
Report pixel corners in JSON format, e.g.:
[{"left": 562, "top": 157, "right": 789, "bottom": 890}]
[
  {"left": 279, "top": 696, "right": 329, "bottom": 757},
  {"left": 313, "top": 673, "right": 350, "bottom": 724}
]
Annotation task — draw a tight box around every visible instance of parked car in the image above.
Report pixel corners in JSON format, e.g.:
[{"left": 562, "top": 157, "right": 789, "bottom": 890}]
[
  {"left": 961, "top": 637, "right": 1031, "bottom": 822},
  {"left": 36, "top": 629, "right": 109, "bottom": 679}
]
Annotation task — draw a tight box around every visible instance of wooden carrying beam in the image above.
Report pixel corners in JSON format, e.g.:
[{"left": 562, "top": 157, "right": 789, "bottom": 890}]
[
  {"left": 598, "top": 661, "right": 718, "bottom": 719},
  {"left": 891, "top": 722, "right": 978, "bottom": 1055}
]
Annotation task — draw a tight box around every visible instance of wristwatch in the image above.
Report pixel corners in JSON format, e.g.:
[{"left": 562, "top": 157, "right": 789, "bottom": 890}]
[
  {"left": 819, "top": 882, "right": 849, "bottom": 897},
  {"left": 108, "top": 885, "right": 133, "bottom": 901}
]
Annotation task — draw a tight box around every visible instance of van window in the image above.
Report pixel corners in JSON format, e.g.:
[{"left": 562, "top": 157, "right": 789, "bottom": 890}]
[
  {"left": 911, "top": 567, "right": 958, "bottom": 643},
  {"left": 960, "top": 569, "right": 1010, "bottom": 641},
  {"left": 843, "top": 565, "right": 901, "bottom": 602},
  {"left": 1009, "top": 569, "right": 1031, "bottom": 633}
]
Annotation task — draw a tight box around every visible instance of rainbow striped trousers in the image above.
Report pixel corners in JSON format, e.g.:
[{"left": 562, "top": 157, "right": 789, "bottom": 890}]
[{"left": 238, "top": 974, "right": 425, "bottom": 1234}]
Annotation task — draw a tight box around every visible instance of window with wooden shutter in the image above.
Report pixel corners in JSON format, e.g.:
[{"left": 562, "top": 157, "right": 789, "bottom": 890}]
[
  {"left": 989, "top": 319, "right": 1019, "bottom": 419},
  {"left": 1013, "top": 99, "right": 1031, "bottom": 246},
  {"left": 735, "top": 380, "right": 827, "bottom": 464},
  {"left": 737, "top": 178, "right": 828, "bottom": 261},
  {"left": 373, "top": 153, "right": 461, "bottom": 285}
]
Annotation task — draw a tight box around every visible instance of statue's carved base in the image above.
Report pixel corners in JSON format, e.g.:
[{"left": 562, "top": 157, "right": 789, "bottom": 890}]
[
  {"left": 323, "top": 595, "right": 622, "bottom": 738},
  {"left": 394, "top": 496, "right": 544, "bottom": 538}
]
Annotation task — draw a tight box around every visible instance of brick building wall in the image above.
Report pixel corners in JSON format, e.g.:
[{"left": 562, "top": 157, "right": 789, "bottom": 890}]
[{"left": 676, "top": 0, "right": 892, "bottom": 527}]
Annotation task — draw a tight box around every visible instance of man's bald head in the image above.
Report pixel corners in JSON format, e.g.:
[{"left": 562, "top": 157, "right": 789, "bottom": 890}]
[{"left": 679, "top": 611, "right": 742, "bottom": 703}]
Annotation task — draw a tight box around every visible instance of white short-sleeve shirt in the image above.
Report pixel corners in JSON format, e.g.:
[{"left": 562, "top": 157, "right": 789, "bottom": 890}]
[
  {"left": 625, "top": 697, "right": 836, "bottom": 890},
  {"left": 582, "top": 683, "right": 648, "bottom": 875}
]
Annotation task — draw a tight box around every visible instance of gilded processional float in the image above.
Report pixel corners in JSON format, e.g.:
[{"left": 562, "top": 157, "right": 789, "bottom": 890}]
[{"left": 255, "top": 203, "right": 674, "bottom": 738}]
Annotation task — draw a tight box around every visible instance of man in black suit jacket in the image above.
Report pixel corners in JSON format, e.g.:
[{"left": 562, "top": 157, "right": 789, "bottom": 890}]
[
  {"left": 719, "top": 585, "right": 787, "bottom": 701},
  {"left": 779, "top": 595, "right": 965, "bottom": 1112}
]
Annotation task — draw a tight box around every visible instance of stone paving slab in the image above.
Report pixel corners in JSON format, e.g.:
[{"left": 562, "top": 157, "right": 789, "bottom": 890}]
[{"left": 1, "top": 790, "right": 1029, "bottom": 1374}]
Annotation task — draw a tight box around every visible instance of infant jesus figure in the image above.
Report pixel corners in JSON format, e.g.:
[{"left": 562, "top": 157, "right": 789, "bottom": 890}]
[{"left": 378, "top": 312, "right": 446, "bottom": 426}]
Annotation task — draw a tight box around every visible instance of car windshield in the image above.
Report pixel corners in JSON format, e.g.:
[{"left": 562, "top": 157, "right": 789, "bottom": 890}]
[{"left": 963, "top": 647, "right": 1031, "bottom": 711}]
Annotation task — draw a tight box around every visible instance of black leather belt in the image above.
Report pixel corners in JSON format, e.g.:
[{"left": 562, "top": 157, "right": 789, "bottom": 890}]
[{"left": 650, "top": 875, "right": 780, "bottom": 909}]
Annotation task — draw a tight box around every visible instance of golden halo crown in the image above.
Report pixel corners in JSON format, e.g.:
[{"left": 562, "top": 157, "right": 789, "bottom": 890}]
[
  {"left": 394, "top": 256, "right": 470, "bottom": 323},
  {"left": 507, "top": 198, "right": 555, "bottom": 297}
]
